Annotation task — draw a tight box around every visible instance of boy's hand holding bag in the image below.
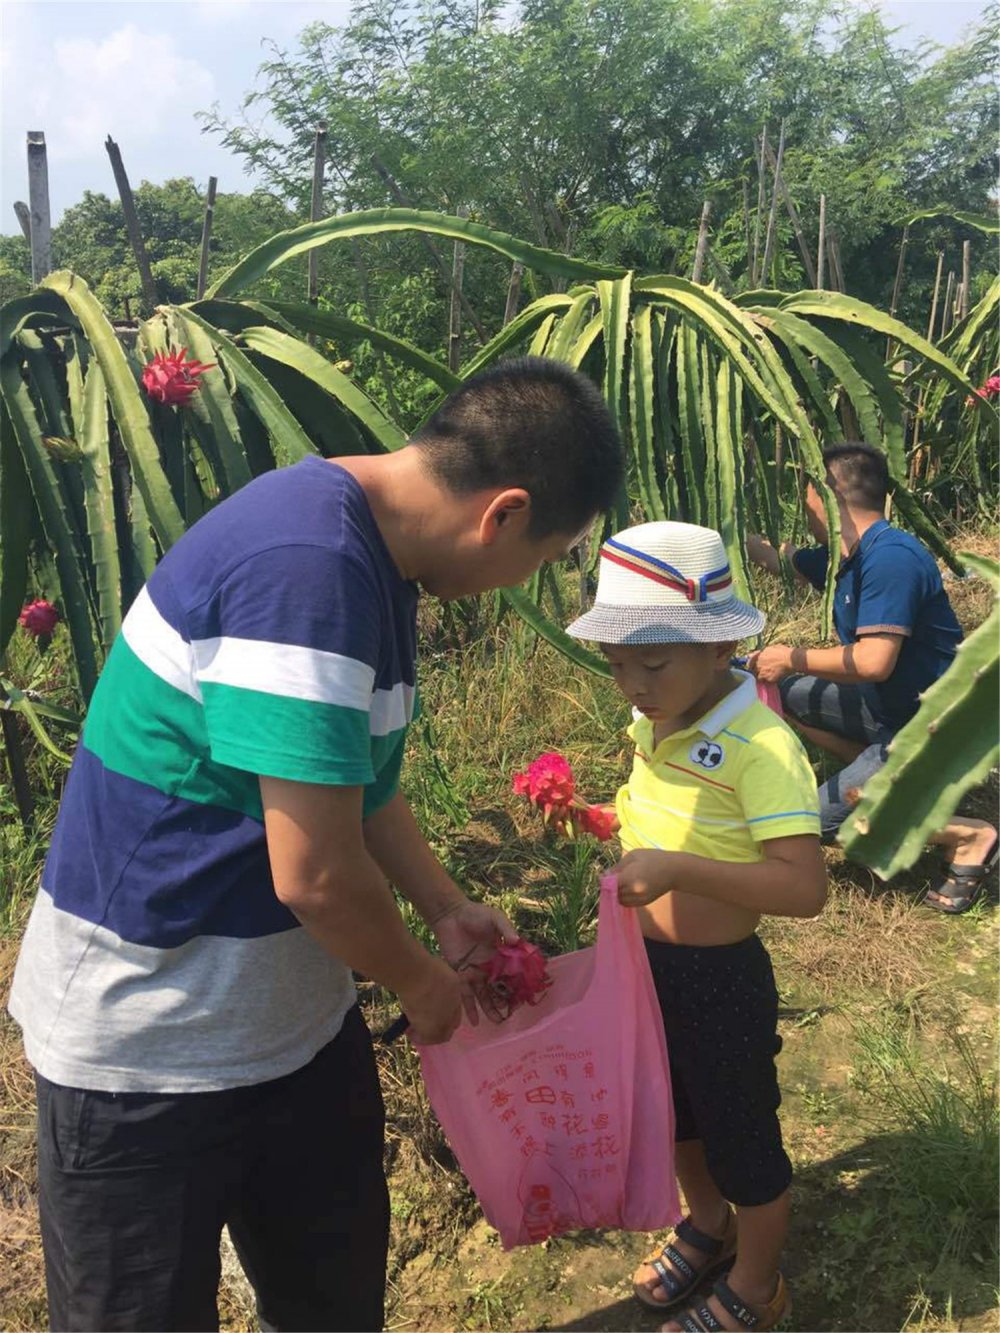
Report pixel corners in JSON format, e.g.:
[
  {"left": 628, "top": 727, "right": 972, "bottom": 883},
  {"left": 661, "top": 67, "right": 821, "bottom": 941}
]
[{"left": 413, "top": 875, "right": 681, "bottom": 1249}]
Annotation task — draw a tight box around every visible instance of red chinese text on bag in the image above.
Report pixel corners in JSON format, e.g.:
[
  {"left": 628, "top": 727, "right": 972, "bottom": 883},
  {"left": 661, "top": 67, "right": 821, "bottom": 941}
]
[{"left": 416, "top": 876, "right": 681, "bottom": 1248}]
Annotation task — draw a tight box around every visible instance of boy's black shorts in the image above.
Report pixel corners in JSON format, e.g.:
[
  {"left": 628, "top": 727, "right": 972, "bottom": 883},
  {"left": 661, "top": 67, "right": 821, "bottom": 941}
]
[{"left": 644, "top": 934, "right": 792, "bottom": 1207}]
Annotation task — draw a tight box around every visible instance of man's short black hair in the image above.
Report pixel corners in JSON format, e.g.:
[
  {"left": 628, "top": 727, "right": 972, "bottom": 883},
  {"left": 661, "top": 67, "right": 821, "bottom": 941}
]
[
  {"left": 411, "top": 356, "right": 624, "bottom": 539},
  {"left": 822, "top": 442, "right": 890, "bottom": 512}
]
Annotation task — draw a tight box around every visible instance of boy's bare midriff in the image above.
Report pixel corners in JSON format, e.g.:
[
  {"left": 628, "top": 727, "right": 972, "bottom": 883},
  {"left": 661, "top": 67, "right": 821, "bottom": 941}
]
[{"left": 635, "top": 892, "right": 762, "bottom": 948}]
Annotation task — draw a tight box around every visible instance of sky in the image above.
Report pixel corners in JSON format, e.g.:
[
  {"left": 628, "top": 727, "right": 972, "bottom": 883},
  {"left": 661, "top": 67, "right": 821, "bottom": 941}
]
[{"left": 0, "top": 0, "right": 990, "bottom": 235}]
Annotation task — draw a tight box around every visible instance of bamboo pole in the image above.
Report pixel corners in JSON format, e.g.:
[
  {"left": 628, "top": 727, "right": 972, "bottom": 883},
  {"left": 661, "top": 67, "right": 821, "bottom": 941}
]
[
  {"left": 763, "top": 140, "right": 816, "bottom": 286},
  {"left": 751, "top": 126, "right": 768, "bottom": 286},
  {"left": 105, "top": 136, "right": 157, "bottom": 314},
  {"left": 760, "top": 119, "right": 786, "bottom": 287},
  {"left": 308, "top": 123, "right": 327, "bottom": 305},
  {"left": 26, "top": 131, "right": 52, "bottom": 283},
  {"left": 448, "top": 206, "right": 467, "bottom": 374},
  {"left": 741, "top": 179, "right": 752, "bottom": 277},
  {"left": 816, "top": 194, "right": 826, "bottom": 290},
  {"left": 196, "top": 176, "right": 218, "bottom": 301},
  {"left": 961, "top": 239, "right": 970, "bottom": 320},
  {"left": 13, "top": 201, "right": 31, "bottom": 243},
  {"left": 691, "top": 200, "right": 711, "bottom": 282},
  {"left": 503, "top": 262, "right": 523, "bottom": 327}
]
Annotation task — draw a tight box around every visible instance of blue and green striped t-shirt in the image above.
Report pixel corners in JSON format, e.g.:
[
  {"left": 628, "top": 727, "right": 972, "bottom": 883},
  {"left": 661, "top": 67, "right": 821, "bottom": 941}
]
[{"left": 10, "top": 457, "right": 419, "bottom": 1092}]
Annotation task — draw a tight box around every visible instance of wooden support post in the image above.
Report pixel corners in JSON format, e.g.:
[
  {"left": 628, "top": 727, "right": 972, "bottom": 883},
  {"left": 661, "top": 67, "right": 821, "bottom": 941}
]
[
  {"left": 825, "top": 228, "right": 845, "bottom": 293},
  {"left": 886, "top": 223, "right": 909, "bottom": 361},
  {"left": 691, "top": 200, "right": 711, "bottom": 283},
  {"left": 372, "top": 156, "right": 487, "bottom": 344},
  {"left": 448, "top": 206, "right": 467, "bottom": 374},
  {"left": 196, "top": 175, "right": 218, "bottom": 301},
  {"left": 763, "top": 139, "right": 816, "bottom": 286},
  {"left": 13, "top": 201, "right": 31, "bottom": 243},
  {"left": 751, "top": 126, "right": 768, "bottom": 286},
  {"left": 0, "top": 688, "right": 35, "bottom": 828},
  {"left": 105, "top": 136, "right": 158, "bottom": 314},
  {"left": 941, "top": 270, "right": 955, "bottom": 338},
  {"left": 26, "top": 131, "right": 52, "bottom": 283},
  {"left": 760, "top": 119, "right": 786, "bottom": 287},
  {"left": 816, "top": 194, "right": 826, "bottom": 290},
  {"left": 960, "top": 239, "right": 970, "bottom": 321},
  {"left": 503, "top": 261, "right": 523, "bottom": 327},
  {"left": 909, "top": 254, "right": 944, "bottom": 485},
  {"left": 308, "top": 123, "right": 327, "bottom": 304},
  {"left": 926, "top": 251, "right": 944, "bottom": 340}
]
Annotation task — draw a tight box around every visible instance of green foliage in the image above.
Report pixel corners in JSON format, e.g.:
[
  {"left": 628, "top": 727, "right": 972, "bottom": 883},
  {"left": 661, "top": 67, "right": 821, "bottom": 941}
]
[{"left": 201, "top": 0, "right": 996, "bottom": 332}]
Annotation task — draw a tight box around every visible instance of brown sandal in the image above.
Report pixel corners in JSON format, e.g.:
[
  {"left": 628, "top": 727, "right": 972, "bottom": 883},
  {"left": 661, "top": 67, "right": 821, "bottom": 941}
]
[
  {"left": 669, "top": 1272, "right": 791, "bottom": 1331},
  {"left": 633, "top": 1211, "right": 737, "bottom": 1311}
]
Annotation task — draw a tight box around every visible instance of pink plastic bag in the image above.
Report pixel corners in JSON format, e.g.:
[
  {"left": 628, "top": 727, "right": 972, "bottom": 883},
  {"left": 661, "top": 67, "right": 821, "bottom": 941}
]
[
  {"left": 756, "top": 679, "right": 784, "bottom": 715},
  {"left": 416, "top": 876, "right": 681, "bottom": 1248}
]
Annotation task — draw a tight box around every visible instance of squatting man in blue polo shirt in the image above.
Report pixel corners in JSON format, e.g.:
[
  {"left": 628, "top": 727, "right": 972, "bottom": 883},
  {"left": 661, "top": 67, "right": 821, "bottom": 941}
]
[{"left": 746, "top": 442, "right": 997, "bottom": 914}]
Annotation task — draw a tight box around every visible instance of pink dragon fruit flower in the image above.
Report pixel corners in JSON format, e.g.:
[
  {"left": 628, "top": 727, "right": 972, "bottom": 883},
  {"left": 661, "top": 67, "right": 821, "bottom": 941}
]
[{"left": 141, "top": 347, "right": 215, "bottom": 407}]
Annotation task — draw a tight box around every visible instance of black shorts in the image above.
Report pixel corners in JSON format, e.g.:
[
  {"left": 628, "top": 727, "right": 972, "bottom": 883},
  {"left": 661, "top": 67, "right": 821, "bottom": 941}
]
[{"left": 644, "top": 934, "right": 792, "bottom": 1208}]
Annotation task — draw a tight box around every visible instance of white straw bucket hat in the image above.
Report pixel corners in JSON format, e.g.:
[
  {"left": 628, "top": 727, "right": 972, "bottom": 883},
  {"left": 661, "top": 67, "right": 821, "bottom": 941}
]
[{"left": 566, "top": 521, "right": 766, "bottom": 645}]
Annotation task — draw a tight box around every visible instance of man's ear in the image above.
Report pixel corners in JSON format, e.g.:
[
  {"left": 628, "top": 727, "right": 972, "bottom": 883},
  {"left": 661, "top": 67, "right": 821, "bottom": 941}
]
[{"left": 479, "top": 488, "right": 531, "bottom": 544}]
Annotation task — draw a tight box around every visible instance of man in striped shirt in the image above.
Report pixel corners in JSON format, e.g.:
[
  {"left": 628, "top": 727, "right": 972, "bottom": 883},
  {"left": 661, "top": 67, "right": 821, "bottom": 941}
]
[{"left": 9, "top": 357, "right": 623, "bottom": 1332}]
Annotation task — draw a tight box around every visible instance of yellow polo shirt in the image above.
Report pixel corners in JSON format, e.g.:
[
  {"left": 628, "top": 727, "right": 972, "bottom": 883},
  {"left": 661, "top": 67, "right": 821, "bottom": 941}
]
[{"left": 616, "top": 673, "right": 820, "bottom": 863}]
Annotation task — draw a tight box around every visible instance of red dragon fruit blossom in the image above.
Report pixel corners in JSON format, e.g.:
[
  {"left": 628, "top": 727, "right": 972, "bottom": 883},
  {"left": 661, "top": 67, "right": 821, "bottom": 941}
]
[
  {"left": 511, "top": 751, "right": 575, "bottom": 819},
  {"left": 512, "top": 752, "right": 616, "bottom": 840},
  {"left": 141, "top": 347, "right": 215, "bottom": 407},
  {"left": 477, "top": 939, "right": 552, "bottom": 1010},
  {"left": 19, "top": 598, "right": 59, "bottom": 640},
  {"left": 967, "top": 374, "right": 1000, "bottom": 406}
]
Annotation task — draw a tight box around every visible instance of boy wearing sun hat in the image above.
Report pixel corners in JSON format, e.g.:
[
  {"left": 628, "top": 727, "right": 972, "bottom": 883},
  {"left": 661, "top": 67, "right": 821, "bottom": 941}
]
[{"left": 566, "top": 521, "right": 827, "bottom": 1333}]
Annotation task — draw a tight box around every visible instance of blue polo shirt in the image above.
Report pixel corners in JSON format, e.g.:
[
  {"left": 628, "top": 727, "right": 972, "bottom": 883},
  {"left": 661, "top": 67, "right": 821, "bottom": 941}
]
[{"left": 793, "top": 519, "right": 962, "bottom": 731}]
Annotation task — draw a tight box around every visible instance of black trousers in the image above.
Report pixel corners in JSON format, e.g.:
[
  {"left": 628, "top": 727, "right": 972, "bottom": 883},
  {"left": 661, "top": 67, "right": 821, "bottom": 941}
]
[{"left": 35, "top": 1005, "right": 389, "bottom": 1333}]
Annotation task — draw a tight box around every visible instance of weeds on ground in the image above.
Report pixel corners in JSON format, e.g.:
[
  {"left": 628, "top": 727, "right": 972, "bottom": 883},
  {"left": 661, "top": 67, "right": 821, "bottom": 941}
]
[{"left": 851, "top": 1019, "right": 999, "bottom": 1281}]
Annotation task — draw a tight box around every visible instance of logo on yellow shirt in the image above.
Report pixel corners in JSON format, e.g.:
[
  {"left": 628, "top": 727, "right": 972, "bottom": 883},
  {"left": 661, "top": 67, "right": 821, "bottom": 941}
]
[{"left": 689, "top": 739, "right": 725, "bottom": 771}]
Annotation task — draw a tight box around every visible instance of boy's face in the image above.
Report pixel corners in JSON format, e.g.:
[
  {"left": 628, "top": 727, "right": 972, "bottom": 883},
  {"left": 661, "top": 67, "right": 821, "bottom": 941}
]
[{"left": 600, "top": 640, "right": 734, "bottom": 723}]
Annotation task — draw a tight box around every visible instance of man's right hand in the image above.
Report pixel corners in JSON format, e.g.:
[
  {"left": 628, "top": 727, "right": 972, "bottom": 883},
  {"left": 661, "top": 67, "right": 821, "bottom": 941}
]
[
  {"left": 398, "top": 957, "right": 464, "bottom": 1045},
  {"left": 746, "top": 532, "right": 779, "bottom": 573}
]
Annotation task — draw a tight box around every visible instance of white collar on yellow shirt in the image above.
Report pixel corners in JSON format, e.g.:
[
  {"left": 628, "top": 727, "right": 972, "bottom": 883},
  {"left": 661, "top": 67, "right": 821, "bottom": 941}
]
[{"left": 631, "top": 669, "right": 758, "bottom": 739}]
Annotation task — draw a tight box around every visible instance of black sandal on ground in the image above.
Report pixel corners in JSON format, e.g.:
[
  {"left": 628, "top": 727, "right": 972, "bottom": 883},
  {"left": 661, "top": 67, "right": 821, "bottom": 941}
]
[
  {"left": 633, "top": 1212, "right": 737, "bottom": 1311},
  {"left": 926, "top": 838, "right": 999, "bottom": 914},
  {"left": 669, "top": 1272, "right": 790, "bottom": 1332}
]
